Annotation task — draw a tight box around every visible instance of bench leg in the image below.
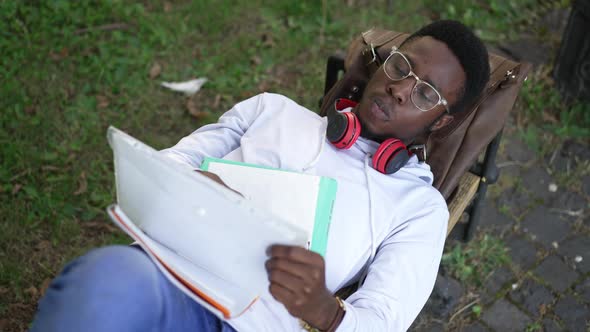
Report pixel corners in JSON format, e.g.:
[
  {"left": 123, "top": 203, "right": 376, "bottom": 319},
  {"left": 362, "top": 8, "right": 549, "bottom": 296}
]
[{"left": 464, "top": 130, "right": 503, "bottom": 241}]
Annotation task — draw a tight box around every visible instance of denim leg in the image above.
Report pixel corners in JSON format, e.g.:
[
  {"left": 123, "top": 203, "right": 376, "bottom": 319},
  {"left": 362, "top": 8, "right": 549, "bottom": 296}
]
[{"left": 30, "top": 245, "right": 236, "bottom": 332}]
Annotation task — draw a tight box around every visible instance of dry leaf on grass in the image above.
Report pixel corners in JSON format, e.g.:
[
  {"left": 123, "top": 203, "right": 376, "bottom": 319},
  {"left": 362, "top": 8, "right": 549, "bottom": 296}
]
[
  {"left": 84, "top": 221, "right": 118, "bottom": 233},
  {"left": 213, "top": 94, "right": 221, "bottom": 108},
  {"left": 40, "top": 278, "right": 52, "bottom": 296},
  {"left": 67, "top": 153, "right": 76, "bottom": 163},
  {"left": 24, "top": 286, "right": 38, "bottom": 298},
  {"left": 96, "top": 95, "right": 109, "bottom": 109},
  {"left": 41, "top": 165, "right": 60, "bottom": 171},
  {"left": 10, "top": 169, "right": 30, "bottom": 182},
  {"left": 251, "top": 55, "right": 262, "bottom": 66},
  {"left": 73, "top": 171, "right": 87, "bottom": 196},
  {"left": 261, "top": 33, "right": 275, "bottom": 47},
  {"left": 542, "top": 111, "right": 559, "bottom": 124},
  {"left": 35, "top": 240, "right": 52, "bottom": 251},
  {"left": 11, "top": 183, "right": 22, "bottom": 195},
  {"left": 149, "top": 62, "right": 162, "bottom": 79},
  {"left": 161, "top": 78, "right": 207, "bottom": 96},
  {"left": 186, "top": 97, "right": 209, "bottom": 119},
  {"left": 25, "top": 105, "right": 37, "bottom": 115},
  {"left": 49, "top": 47, "right": 69, "bottom": 61}
]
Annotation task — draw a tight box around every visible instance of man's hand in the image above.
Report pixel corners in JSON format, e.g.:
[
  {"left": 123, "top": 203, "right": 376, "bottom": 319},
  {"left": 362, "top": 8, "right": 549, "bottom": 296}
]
[{"left": 266, "top": 245, "right": 339, "bottom": 330}]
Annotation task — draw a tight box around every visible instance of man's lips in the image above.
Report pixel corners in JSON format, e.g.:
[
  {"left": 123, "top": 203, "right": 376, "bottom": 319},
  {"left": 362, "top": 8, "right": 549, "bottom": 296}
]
[{"left": 369, "top": 98, "right": 391, "bottom": 121}]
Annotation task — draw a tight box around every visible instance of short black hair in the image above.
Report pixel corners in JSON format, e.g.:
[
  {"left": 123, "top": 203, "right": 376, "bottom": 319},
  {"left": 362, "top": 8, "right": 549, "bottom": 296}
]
[{"left": 401, "top": 20, "right": 490, "bottom": 114}]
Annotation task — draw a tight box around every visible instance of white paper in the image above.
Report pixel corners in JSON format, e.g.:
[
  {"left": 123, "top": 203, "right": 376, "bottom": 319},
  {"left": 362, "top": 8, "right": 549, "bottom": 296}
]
[
  {"left": 107, "top": 126, "right": 308, "bottom": 312},
  {"left": 206, "top": 162, "right": 320, "bottom": 242}
]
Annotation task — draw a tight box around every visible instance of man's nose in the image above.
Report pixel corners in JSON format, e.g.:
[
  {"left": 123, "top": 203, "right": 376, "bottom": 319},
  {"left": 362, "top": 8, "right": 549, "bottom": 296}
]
[{"left": 386, "top": 78, "right": 414, "bottom": 106}]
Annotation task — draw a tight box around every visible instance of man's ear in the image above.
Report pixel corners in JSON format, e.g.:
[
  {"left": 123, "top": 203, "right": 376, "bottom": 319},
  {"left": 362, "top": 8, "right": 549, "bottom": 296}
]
[{"left": 430, "top": 114, "right": 454, "bottom": 132}]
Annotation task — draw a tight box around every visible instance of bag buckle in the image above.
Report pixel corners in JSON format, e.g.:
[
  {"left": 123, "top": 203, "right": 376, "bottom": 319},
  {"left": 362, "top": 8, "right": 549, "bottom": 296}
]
[
  {"left": 366, "top": 43, "right": 377, "bottom": 65},
  {"left": 408, "top": 144, "right": 427, "bottom": 162}
]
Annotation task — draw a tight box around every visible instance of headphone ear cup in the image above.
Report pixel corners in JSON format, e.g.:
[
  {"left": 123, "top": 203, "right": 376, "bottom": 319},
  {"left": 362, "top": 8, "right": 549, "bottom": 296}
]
[
  {"left": 372, "top": 138, "right": 410, "bottom": 174},
  {"left": 327, "top": 112, "right": 361, "bottom": 149}
]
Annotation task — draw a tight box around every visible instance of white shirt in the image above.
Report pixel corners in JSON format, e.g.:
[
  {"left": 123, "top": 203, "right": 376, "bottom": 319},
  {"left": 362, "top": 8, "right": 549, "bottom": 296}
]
[{"left": 160, "top": 93, "right": 448, "bottom": 332}]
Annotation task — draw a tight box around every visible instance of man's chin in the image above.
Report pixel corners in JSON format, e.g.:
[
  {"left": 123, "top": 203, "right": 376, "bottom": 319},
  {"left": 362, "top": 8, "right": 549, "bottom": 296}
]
[{"left": 358, "top": 118, "right": 389, "bottom": 143}]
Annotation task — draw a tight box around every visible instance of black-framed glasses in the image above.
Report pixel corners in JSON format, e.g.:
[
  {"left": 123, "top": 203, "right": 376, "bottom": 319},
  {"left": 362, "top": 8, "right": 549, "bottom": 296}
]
[{"left": 383, "top": 46, "right": 450, "bottom": 113}]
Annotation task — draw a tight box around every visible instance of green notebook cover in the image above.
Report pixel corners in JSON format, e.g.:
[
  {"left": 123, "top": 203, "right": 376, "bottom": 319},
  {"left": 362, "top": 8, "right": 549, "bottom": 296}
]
[{"left": 200, "top": 157, "right": 337, "bottom": 257}]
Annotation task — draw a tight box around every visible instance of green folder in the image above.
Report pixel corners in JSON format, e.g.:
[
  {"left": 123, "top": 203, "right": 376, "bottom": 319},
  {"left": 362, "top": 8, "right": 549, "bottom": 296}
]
[{"left": 201, "top": 157, "right": 337, "bottom": 257}]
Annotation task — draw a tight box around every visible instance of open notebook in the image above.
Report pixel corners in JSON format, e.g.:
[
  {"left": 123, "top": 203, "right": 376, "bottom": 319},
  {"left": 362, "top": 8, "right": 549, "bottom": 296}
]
[
  {"left": 201, "top": 157, "right": 337, "bottom": 256},
  {"left": 106, "top": 126, "right": 337, "bottom": 319}
]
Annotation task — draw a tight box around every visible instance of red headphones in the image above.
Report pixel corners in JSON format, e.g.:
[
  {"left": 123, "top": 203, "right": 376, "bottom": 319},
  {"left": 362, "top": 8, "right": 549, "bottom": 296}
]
[{"left": 326, "top": 99, "right": 411, "bottom": 174}]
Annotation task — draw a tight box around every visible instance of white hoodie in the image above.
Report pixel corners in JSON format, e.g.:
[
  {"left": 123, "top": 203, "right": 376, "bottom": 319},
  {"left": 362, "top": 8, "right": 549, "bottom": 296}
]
[{"left": 160, "top": 93, "right": 448, "bottom": 332}]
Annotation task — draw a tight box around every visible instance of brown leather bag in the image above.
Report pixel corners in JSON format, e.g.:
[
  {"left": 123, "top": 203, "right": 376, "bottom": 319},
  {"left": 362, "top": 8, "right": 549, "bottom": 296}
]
[{"left": 320, "top": 28, "right": 532, "bottom": 201}]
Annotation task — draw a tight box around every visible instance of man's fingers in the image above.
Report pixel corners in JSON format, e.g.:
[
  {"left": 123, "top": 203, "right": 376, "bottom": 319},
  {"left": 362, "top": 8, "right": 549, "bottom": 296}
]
[
  {"left": 266, "top": 257, "right": 321, "bottom": 280},
  {"left": 269, "top": 281, "right": 295, "bottom": 305},
  {"left": 267, "top": 245, "right": 323, "bottom": 265},
  {"left": 267, "top": 265, "right": 308, "bottom": 293}
]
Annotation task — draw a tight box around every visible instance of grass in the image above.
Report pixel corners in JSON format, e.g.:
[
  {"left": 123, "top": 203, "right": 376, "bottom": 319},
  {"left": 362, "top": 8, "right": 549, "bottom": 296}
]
[
  {"left": 0, "top": 0, "right": 586, "bottom": 330},
  {"left": 0, "top": 1, "right": 430, "bottom": 329},
  {"left": 422, "top": 0, "right": 571, "bottom": 42},
  {"left": 442, "top": 234, "right": 511, "bottom": 287},
  {"left": 517, "top": 65, "right": 590, "bottom": 139}
]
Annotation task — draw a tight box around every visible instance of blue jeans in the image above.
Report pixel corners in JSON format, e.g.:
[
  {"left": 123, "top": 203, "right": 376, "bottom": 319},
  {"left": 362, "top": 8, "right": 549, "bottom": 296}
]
[{"left": 30, "top": 245, "right": 237, "bottom": 332}]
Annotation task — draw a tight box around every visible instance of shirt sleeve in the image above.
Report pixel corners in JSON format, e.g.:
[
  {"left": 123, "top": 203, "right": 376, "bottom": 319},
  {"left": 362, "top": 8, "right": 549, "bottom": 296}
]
[
  {"left": 336, "top": 204, "right": 449, "bottom": 332},
  {"left": 159, "top": 93, "right": 267, "bottom": 167}
]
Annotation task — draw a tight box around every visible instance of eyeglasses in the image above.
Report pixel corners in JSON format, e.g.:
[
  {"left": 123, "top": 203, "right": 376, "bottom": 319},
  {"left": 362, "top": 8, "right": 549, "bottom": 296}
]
[{"left": 383, "top": 46, "right": 449, "bottom": 113}]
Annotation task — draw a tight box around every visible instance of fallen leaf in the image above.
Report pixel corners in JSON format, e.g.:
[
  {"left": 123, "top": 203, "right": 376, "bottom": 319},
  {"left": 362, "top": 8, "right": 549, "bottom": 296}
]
[
  {"left": 11, "top": 183, "right": 22, "bottom": 195},
  {"left": 9, "top": 169, "right": 29, "bottom": 182},
  {"left": 213, "top": 94, "right": 221, "bottom": 108},
  {"left": 161, "top": 78, "right": 207, "bottom": 95},
  {"left": 163, "top": 1, "right": 172, "bottom": 12},
  {"left": 539, "top": 304, "right": 547, "bottom": 315},
  {"left": 186, "top": 97, "right": 208, "bottom": 119},
  {"left": 35, "top": 240, "right": 52, "bottom": 251},
  {"left": 261, "top": 33, "right": 275, "bottom": 47},
  {"left": 542, "top": 111, "right": 559, "bottom": 124},
  {"left": 25, "top": 286, "right": 38, "bottom": 298},
  {"left": 41, "top": 165, "right": 60, "bottom": 171},
  {"left": 25, "top": 105, "right": 37, "bottom": 115},
  {"left": 251, "top": 55, "right": 262, "bottom": 66},
  {"left": 49, "top": 47, "right": 69, "bottom": 61},
  {"left": 84, "top": 221, "right": 117, "bottom": 232},
  {"left": 73, "top": 171, "right": 87, "bottom": 196},
  {"left": 10, "top": 303, "right": 28, "bottom": 310},
  {"left": 149, "top": 62, "right": 162, "bottom": 79},
  {"left": 257, "top": 81, "right": 269, "bottom": 91},
  {"left": 96, "top": 95, "right": 109, "bottom": 109},
  {"left": 40, "top": 278, "right": 52, "bottom": 296}
]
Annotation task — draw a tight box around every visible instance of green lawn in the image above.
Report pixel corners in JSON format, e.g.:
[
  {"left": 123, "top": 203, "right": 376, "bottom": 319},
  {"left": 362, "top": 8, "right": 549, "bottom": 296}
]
[{"left": 0, "top": 0, "right": 585, "bottom": 330}]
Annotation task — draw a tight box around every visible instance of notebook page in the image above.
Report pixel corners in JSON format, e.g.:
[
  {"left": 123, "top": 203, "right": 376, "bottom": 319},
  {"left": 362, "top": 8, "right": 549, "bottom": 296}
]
[{"left": 205, "top": 161, "right": 320, "bottom": 242}]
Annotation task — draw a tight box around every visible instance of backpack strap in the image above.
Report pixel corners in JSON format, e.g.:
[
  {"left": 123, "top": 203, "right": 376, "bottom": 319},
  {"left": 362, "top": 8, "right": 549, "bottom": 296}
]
[{"left": 359, "top": 28, "right": 407, "bottom": 75}]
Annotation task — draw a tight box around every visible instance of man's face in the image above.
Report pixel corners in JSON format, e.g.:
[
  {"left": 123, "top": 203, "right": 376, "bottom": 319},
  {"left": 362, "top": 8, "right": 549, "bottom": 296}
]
[{"left": 354, "top": 36, "right": 466, "bottom": 143}]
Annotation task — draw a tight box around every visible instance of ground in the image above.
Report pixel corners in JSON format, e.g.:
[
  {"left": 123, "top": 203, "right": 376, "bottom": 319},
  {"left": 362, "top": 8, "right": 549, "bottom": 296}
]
[
  {"left": 411, "top": 115, "right": 590, "bottom": 331},
  {"left": 0, "top": 1, "right": 588, "bottom": 331}
]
